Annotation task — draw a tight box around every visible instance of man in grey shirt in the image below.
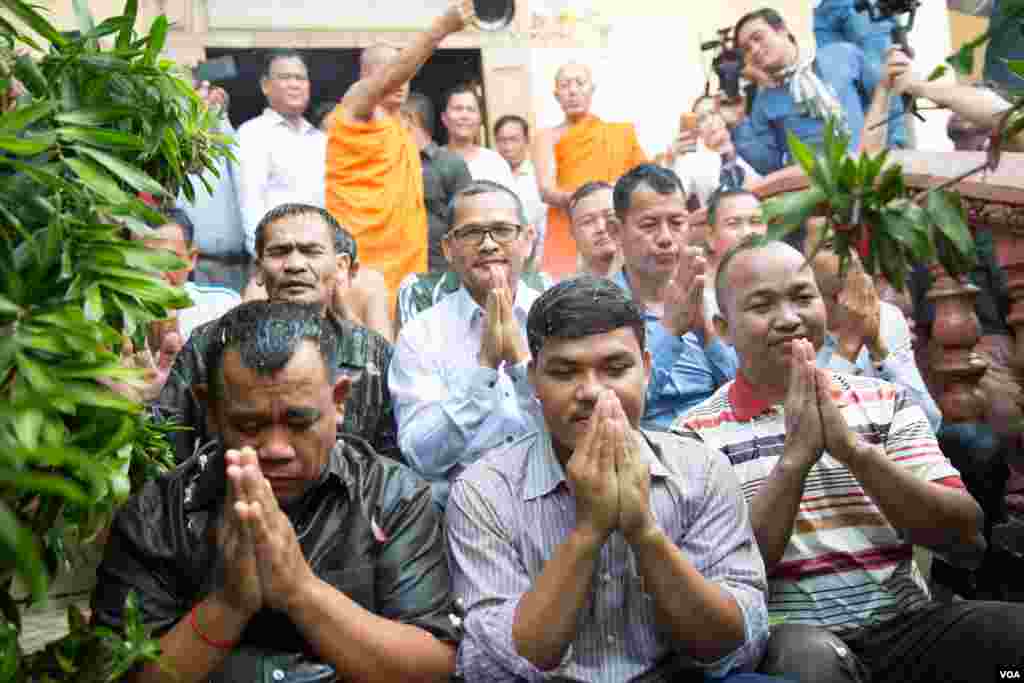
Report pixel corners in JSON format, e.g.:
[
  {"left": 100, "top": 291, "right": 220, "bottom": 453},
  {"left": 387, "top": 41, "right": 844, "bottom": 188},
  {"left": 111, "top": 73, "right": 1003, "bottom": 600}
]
[
  {"left": 401, "top": 92, "right": 472, "bottom": 272},
  {"left": 446, "top": 275, "right": 774, "bottom": 682}
]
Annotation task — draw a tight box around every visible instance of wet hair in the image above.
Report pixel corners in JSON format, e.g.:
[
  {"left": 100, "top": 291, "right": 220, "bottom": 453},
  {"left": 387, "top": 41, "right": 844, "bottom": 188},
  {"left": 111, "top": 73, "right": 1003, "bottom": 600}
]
[
  {"left": 443, "top": 82, "right": 482, "bottom": 112},
  {"left": 447, "top": 179, "right": 529, "bottom": 229},
  {"left": 403, "top": 92, "right": 436, "bottom": 136},
  {"left": 707, "top": 187, "right": 760, "bottom": 230},
  {"left": 205, "top": 300, "right": 342, "bottom": 401},
  {"left": 263, "top": 49, "right": 307, "bottom": 79},
  {"left": 612, "top": 164, "right": 685, "bottom": 221},
  {"left": 494, "top": 114, "right": 529, "bottom": 140},
  {"left": 734, "top": 8, "right": 795, "bottom": 46},
  {"left": 333, "top": 224, "right": 358, "bottom": 263},
  {"left": 714, "top": 233, "right": 774, "bottom": 320},
  {"left": 254, "top": 203, "right": 341, "bottom": 258},
  {"left": 568, "top": 181, "right": 613, "bottom": 218},
  {"left": 161, "top": 207, "right": 195, "bottom": 246},
  {"left": 527, "top": 275, "right": 646, "bottom": 357}
]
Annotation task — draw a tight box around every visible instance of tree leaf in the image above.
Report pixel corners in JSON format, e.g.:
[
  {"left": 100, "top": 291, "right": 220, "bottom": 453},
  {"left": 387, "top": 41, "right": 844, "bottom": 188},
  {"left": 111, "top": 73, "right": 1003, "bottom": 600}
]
[
  {"left": 16, "top": 352, "right": 58, "bottom": 393},
  {"left": 0, "top": 499, "right": 48, "bottom": 600},
  {"left": 13, "top": 408, "right": 43, "bottom": 449},
  {"left": 0, "top": 132, "right": 57, "bottom": 156},
  {"left": 0, "top": 469, "right": 90, "bottom": 505},
  {"left": 0, "top": 101, "right": 56, "bottom": 136},
  {"left": 73, "top": 145, "right": 167, "bottom": 197},
  {"left": 55, "top": 106, "right": 139, "bottom": 127},
  {"left": 1005, "top": 58, "right": 1024, "bottom": 82},
  {"left": 947, "top": 46, "right": 975, "bottom": 75},
  {"left": 65, "top": 157, "right": 132, "bottom": 204},
  {"left": 926, "top": 65, "right": 948, "bottom": 82},
  {"left": 786, "top": 129, "right": 816, "bottom": 176},
  {"left": 58, "top": 126, "right": 146, "bottom": 150},
  {"left": 0, "top": 0, "right": 67, "bottom": 49},
  {"left": 925, "top": 191, "right": 976, "bottom": 262},
  {"left": 84, "top": 282, "right": 104, "bottom": 321},
  {"left": 117, "top": 0, "right": 138, "bottom": 49},
  {"left": 144, "top": 15, "right": 168, "bottom": 66},
  {"left": 62, "top": 380, "right": 142, "bottom": 413},
  {"left": 0, "top": 295, "right": 20, "bottom": 317}
]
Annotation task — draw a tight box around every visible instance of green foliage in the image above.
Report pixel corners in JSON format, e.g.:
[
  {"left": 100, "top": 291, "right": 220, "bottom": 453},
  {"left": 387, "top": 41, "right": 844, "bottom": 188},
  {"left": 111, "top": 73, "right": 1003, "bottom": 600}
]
[
  {"left": 0, "top": 0, "right": 230, "bottom": 675},
  {"left": 763, "top": 119, "right": 977, "bottom": 290}
]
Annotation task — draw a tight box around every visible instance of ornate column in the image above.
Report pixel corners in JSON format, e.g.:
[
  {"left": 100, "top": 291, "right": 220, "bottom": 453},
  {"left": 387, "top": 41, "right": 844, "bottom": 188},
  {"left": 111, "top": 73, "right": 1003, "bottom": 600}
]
[{"left": 926, "top": 264, "right": 988, "bottom": 422}]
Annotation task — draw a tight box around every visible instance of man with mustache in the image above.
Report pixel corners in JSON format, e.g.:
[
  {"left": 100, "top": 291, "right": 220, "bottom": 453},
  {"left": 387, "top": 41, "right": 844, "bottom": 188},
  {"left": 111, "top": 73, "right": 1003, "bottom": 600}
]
[
  {"left": 608, "top": 164, "right": 738, "bottom": 429},
  {"left": 389, "top": 180, "right": 542, "bottom": 509},
  {"left": 94, "top": 301, "right": 459, "bottom": 683},
  {"left": 159, "top": 203, "right": 399, "bottom": 464},
  {"left": 674, "top": 237, "right": 1024, "bottom": 683},
  {"left": 447, "top": 275, "right": 775, "bottom": 682}
]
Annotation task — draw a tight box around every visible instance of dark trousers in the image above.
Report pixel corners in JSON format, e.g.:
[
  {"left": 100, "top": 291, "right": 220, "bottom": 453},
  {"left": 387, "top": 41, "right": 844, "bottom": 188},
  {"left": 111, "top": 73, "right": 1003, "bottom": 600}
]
[{"left": 760, "top": 601, "right": 1024, "bottom": 683}]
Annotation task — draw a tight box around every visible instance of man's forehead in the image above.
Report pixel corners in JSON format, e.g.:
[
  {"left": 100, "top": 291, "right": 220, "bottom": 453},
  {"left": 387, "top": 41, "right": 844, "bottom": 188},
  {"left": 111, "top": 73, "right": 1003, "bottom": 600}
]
[
  {"left": 628, "top": 187, "right": 686, "bottom": 215},
  {"left": 555, "top": 63, "right": 592, "bottom": 83},
  {"left": 220, "top": 343, "right": 330, "bottom": 394},
  {"left": 574, "top": 190, "right": 613, "bottom": 215},
  {"left": 447, "top": 92, "right": 478, "bottom": 109},
  {"left": 269, "top": 56, "right": 307, "bottom": 74},
  {"left": 360, "top": 45, "right": 399, "bottom": 71},
  {"left": 454, "top": 192, "right": 520, "bottom": 223},
  {"left": 738, "top": 18, "right": 771, "bottom": 42},
  {"left": 541, "top": 327, "right": 641, "bottom": 362},
  {"left": 731, "top": 244, "right": 811, "bottom": 291},
  {"left": 265, "top": 215, "right": 332, "bottom": 245},
  {"left": 719, "top": 194, "right": 762, "bottom": 216}
]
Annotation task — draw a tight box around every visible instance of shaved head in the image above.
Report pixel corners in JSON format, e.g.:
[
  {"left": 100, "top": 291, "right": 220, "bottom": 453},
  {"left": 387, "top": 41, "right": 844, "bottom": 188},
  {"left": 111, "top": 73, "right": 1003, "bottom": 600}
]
[
  {"left": 555, "top": 61, "right": 593, "bottom": 85},
  {"left": 360, "top": 44, "right": 400, "bottom": 77}
]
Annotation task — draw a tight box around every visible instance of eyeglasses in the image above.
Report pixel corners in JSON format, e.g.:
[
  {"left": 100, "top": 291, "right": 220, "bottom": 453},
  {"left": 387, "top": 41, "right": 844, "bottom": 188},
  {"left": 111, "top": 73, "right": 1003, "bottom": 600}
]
[
  {"left": 447, "top": 223, "right": 523, "bottom": 246},
  {"left": 268, "top": 73, "right": 309, "bottom": 83}
]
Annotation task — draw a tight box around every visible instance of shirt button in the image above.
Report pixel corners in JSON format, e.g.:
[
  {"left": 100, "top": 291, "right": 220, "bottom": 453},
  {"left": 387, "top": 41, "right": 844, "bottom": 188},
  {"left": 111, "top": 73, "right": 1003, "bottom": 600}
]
[
  {"left": 272, "top": 670, "right": 285, "bottom": 681},
  {"left": 506, "top": 435, "right": 514, "bottom": 443},
  {"left": 606, "top": 634, "right": 616, "bottom": 644},
  {"left": 602, "top": 572, "right": 611, "bottom": 583}
]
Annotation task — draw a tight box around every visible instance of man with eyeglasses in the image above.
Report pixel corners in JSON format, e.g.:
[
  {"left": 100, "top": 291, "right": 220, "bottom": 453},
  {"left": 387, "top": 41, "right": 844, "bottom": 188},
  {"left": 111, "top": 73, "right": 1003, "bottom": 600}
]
[
  {"left": 608, "top": 165, "right": 739, "bottom": 429},
  {"left": 389, "top": 180, "right": 543, "bottom": 509},
  {"left": 237, "top": 49, "right": 325, "bottom": 259}
]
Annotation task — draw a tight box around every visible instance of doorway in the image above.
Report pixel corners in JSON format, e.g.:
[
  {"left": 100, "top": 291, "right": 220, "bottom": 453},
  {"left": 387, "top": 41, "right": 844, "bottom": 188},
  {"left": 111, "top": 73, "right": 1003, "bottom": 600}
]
[{"left": 205, "top": 47, "right": 484, "bottom": 145}]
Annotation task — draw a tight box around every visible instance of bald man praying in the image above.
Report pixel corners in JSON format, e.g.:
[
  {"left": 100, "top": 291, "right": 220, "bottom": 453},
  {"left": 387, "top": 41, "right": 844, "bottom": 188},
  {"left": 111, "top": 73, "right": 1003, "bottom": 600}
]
[{"left": 325, "top": 0, "right": 473, "bottom": 305}]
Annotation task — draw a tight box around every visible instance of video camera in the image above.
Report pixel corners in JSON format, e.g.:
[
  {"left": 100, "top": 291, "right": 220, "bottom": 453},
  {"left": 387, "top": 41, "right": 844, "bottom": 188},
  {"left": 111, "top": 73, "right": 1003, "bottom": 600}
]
[
  {"left": 701, "top": 27, "right": 744, "bottom": 102},
  {"left": 853, "top": 0, "right": 920, "bottom": 21}
]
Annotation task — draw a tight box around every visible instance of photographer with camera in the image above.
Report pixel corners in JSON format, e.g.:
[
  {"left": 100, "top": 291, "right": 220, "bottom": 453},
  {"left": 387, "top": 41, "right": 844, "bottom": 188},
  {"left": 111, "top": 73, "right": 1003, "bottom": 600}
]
[
  {"left": 729, "top": 7, "right": 906, "bottom": 176},
  {"left": 814, "top": 0, "right": 895, "bottom": 74}
]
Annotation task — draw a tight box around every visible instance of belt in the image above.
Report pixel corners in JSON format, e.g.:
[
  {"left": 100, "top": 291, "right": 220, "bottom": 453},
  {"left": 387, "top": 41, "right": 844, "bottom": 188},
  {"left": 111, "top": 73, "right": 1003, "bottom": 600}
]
[{"left": 199, "top": 252, "right": 249, "bottom": 265}]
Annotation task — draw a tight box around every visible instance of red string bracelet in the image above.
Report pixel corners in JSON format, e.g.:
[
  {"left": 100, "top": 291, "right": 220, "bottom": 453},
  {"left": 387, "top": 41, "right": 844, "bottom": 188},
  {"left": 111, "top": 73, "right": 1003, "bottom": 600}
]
[{"left": 189, "top": 602, "right": 238, "bottom": 650}]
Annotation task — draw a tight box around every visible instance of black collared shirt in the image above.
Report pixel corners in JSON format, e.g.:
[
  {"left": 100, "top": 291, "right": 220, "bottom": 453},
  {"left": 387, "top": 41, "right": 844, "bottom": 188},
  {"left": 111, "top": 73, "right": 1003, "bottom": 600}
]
[
  {"left": 158, "top": 312, "right": 400, "bottom": 464},
  {"left": 420, "top": 142, "right": 472, "bottom": 272},
  {"left": 91, "top": 439, "right": 460, "bottom": 683}
]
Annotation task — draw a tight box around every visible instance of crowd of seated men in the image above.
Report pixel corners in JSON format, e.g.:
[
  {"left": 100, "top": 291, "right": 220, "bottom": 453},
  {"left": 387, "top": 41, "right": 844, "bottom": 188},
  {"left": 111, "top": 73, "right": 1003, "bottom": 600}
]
[{"left": 35, "top": 0, "right": 1022, "bottom": 680}]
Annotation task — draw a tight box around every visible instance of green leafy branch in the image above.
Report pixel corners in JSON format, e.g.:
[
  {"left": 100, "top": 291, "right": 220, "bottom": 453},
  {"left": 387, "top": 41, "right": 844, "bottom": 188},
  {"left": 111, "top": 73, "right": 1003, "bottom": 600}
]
[{"left": 763, "top": 119, "right": 977, "bottom": 287}]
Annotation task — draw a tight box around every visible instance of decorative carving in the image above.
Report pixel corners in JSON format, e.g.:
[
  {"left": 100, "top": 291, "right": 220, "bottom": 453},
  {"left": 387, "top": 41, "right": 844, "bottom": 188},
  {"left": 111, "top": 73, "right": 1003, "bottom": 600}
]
[{"left": 926, "top": 264, "right": 989, "bottom": 422}]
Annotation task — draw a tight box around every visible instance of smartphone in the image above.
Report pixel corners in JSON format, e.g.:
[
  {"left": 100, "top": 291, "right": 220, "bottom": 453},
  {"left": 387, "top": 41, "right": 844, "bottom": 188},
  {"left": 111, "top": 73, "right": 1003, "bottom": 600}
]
[
  {"left": 193, "top": 55, "right": 238, "bottom": 83},
  {"left": 679, "top": 112, "right": 699, "bottom": 132}
]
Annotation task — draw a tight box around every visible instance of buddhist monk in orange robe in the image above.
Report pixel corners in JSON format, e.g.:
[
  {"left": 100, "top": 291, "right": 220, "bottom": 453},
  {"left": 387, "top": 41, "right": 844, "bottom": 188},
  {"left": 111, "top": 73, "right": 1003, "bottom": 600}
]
[
  {"left": 326, "top": 1, "right": 471, "bottom": 306},
  {"left": 534, "top": 62, "right": 647, "bottom": 278}
]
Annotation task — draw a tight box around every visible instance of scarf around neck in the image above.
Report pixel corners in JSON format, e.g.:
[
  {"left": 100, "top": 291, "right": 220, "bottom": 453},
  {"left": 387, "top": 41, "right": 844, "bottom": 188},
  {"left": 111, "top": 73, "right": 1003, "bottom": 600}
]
[{"left": 778, "top": 48, "right": 849, "bottom": 136}]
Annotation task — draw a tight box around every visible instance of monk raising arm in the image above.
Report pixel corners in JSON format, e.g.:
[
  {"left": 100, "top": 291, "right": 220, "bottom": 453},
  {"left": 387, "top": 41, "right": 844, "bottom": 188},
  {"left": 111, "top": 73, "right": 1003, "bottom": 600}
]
[{"left": 341, "top": 0, "right": 472, "bottom": 123}]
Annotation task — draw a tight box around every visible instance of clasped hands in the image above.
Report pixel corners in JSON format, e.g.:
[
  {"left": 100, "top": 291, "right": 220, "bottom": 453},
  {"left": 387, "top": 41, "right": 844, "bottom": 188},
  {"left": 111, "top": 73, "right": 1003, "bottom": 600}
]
[
  {"left": 567, "top": 390, "right": 657, "bottom": 547},
  {"left": 664, "top": 247, "right": 713, "bottom": 340},
  {"left": 479, "top": 265, "right": 530, "bottom": 369},
  {"left": 216, "top": 447, "right": 314, "bottom": 620},
  {"left": 783, "top": 339, "right": 869, "bottom": 472}
]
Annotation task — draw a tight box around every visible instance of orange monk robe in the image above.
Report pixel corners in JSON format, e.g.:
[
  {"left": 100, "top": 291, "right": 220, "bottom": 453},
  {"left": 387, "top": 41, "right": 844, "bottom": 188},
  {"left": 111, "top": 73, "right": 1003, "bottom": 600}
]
[
  {"left": 325, "top": 108, "right": 427, "bottom": 304},
  {"left": 542, "top": 115, "right": 647, "bottom": 277}
]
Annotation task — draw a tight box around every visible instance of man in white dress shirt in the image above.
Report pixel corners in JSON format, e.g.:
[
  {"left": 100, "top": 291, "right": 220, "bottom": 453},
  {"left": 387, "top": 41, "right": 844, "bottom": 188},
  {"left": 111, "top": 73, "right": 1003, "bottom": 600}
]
[
  {"left": 494, "top": 114, "right": 547, "bottom": 265},
  {"left": 236, "top": 50, "right": 326, "bottom": 258},
  {"left": 441, "top": 84, "right": 517, "bottom": 191},
  {"left": 389, "top": 180, "right": 542, "bottom": 508}
]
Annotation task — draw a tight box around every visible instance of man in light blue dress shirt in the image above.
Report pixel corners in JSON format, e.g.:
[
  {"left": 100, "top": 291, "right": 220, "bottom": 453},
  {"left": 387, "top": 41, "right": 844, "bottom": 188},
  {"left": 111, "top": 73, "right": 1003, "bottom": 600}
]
[
  {"left": 447, "top": 276, "right": 776, "bottom": 682},
  {"left": 389, "top": 180, "right": 544, "bottom": 509},
  {"left": 608, "top": 165, "right": 738, "bottom": 430}
]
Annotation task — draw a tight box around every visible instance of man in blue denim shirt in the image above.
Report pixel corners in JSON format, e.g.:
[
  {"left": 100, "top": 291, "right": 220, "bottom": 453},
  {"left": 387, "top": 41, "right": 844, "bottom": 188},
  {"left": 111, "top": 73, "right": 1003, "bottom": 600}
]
[
  {"left": 731, "top": 7, "right": 905, "bottom": 176},
  {"left": 608, "top": 165, "right": 738, "bottom": 430},
  {"left": 814, "top": 0, "right": 894, "bottom": 73}
]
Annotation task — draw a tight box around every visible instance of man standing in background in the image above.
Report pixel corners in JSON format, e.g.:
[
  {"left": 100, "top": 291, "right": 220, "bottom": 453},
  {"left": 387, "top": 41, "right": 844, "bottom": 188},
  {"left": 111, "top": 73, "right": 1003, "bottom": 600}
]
[
  {"left": 495, "top": 114, "right": 548, "bottom": 267},
  {"left": 237, "top": 50, "right": 325, "bottom": 259}
]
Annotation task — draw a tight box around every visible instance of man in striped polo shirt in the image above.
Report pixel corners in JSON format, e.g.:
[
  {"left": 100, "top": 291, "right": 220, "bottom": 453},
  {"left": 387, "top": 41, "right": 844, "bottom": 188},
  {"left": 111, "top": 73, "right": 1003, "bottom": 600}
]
[{"left": 672, "top": 237, "right": 1024, "bottom": 683}]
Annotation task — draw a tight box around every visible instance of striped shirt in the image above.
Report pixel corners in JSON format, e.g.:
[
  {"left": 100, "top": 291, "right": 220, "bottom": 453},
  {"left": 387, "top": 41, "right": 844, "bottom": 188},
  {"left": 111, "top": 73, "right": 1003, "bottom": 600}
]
[
  {"left": 447, "top": 428, "right": 769, "bottom": 682},
  {"left": 671, "top": 371, "right": 965, "bottom": 634}
]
